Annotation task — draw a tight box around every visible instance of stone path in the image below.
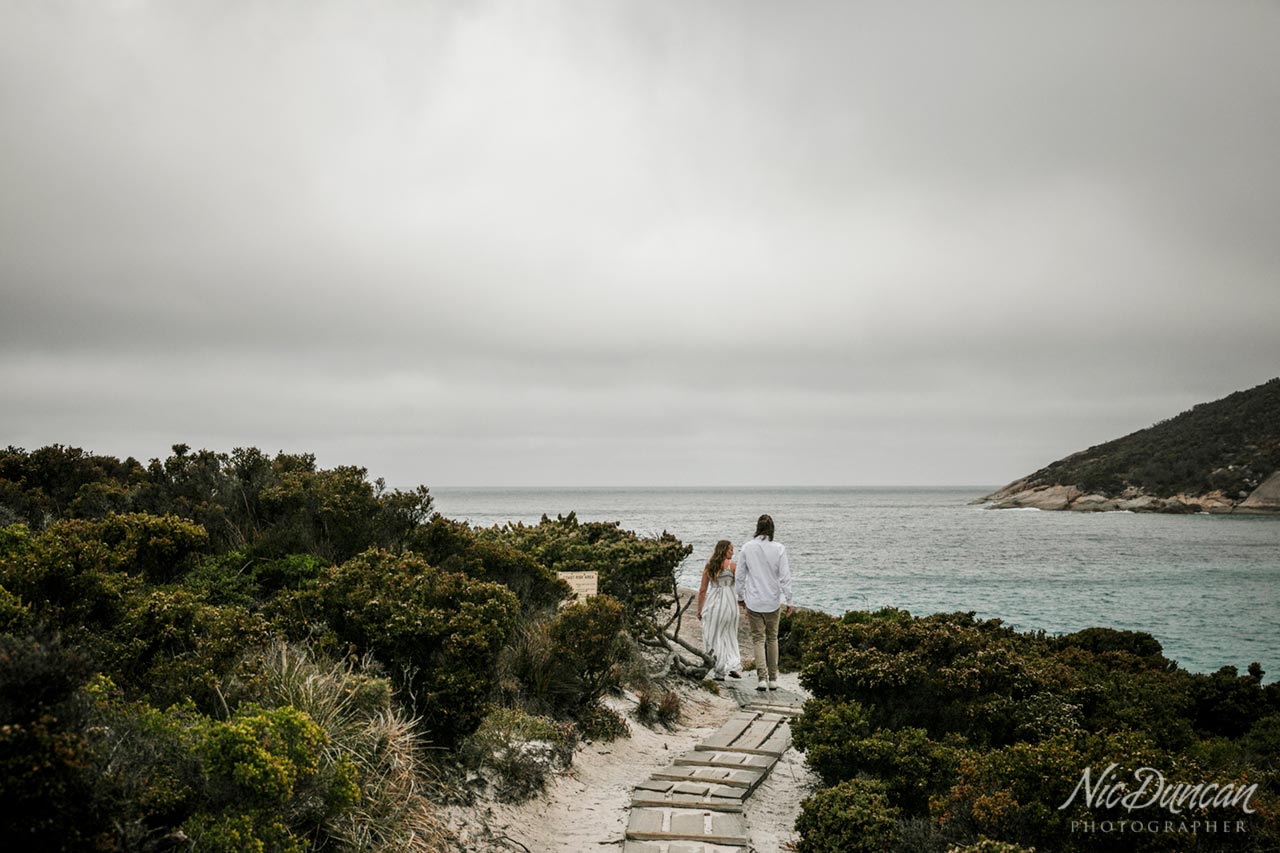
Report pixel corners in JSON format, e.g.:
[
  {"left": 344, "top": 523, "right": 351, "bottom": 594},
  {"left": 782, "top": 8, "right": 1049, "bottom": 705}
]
[{"left": 623, "top": 682, "right": 806, "bottom": 852}]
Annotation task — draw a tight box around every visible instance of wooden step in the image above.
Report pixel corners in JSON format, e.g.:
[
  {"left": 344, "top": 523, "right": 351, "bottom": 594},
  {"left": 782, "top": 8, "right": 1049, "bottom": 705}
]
[
  {"left": 625, "top": 808, "right": 749, "bottom": 847},
  {"left": 695, "top": 710, "right": 790, "bottom": 757},
  {"left": 631, "top": 777, "right": 749, "bottom": 812},
  {"left": 741, "top": 701, "right": 803, "bottom": 717},
  {"left": 672, "top": 750, "right": 775, "bottom": 772},
  {"left": 651, "top": 764, "right": 766, "bottom": 791},
  {"left": 623, "top": 842, "right": 745, "bottom": 853}
]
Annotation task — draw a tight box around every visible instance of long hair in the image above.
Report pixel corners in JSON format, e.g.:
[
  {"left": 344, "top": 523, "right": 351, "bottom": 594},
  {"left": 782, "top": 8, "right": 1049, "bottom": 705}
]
[
  {"left": 754, "top": 514, "right": 775, "bottom": 541},
  {"left": 705, "top": 539, "right": 733, "bottom": 580}
]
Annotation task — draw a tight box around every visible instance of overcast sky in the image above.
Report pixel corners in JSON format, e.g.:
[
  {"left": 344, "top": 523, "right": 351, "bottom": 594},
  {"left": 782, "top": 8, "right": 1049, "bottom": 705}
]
[{"left": 2, "top": 1, "right": 1278, "bottom": 487}]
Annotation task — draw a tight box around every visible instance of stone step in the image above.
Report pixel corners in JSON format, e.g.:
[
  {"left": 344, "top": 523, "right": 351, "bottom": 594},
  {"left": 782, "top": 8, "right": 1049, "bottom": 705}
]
[
  {"left": 631, "top": 777, "right": 749, "bottom": 812},
  {"left": 651, "top": 764, "right": 766, "bottom": 791},
  {"left": 625, "top": 808, "right": 750, "bottom": 847}
]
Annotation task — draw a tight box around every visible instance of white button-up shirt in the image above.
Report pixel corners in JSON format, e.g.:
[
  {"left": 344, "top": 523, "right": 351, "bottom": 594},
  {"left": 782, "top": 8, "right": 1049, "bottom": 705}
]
[{"left": 736, "top": 535, "right": 793, "bottom": 613}]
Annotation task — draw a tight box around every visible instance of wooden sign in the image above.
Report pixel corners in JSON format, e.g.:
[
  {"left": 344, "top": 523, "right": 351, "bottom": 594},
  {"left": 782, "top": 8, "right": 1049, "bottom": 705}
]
[{"left": 558, "top": 571, "right": 598, "bottom": 600}]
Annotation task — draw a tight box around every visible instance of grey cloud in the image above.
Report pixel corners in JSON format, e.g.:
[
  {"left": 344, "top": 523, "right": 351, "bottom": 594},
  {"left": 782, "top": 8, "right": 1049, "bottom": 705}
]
[{"left": 2, "top": 1, "right": 1279, "bottom": 486}]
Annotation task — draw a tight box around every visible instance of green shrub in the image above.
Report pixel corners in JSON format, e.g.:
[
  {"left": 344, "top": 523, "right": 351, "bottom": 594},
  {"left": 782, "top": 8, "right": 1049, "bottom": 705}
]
[
  {"left": 0, "top": 584, "right": 29, "bottom": 633},
  {"left": 107, "top": 588, "right": 270, "bottom": 712},
  {"left": 480, "top": 513, "right": 691, "bottom": 639},
  {"left": 192, "top": 705, "right": 359, "bottom": 852},
  {"left": 185, "top": 551, "right": 328, "bottom": 610},
  {"left": 578, "top": 703, "right": 630, "bottom": 742},
  {"left": 791, "top": 697, "right": 873, "bottom": 785},
  {"left": 796, "top": 778, "right": 901, "bottom": 853},
  {"left": 0, "top": 631, "right": 109, "bottom": 850},
  {"left": 778, "top": 608, "right": 837, "bottom": 672},
  {"left": 934, "top": 730, "right": 1173, "bottom": 851},
  {"left": 317, "top": 549, "right": 519, "bottom": 745},
  {"left": 409, "top": 515, "right": 570, "bottom": 610},
  {"left": 549, "top": 595, "right": 629, "bottom": 712},
  {"left": 799, "top": 721, "right": 962, "bottom": 814},
  {"left": 84, "top": 677, "right": 204, "bottom": 848},
  {"left": 223, "top": 641, "right": 449, "bottom": 852},
  {"left": 462, "top": 707, "right": 577, "bottom": 802}
]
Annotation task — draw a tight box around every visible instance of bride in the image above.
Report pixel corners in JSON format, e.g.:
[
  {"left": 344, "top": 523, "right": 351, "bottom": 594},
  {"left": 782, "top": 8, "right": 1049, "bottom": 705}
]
[{"left": 697, "top": 539, "right": 742, "bottom": 680}]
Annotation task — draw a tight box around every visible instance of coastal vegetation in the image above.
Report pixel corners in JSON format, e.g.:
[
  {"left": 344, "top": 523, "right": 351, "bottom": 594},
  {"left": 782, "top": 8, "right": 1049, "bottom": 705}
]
[
  {"left": 788, "top": 608, "right": 1280, "bottom": 851},
  {"left": 984, "top": 377, "right": 1280, "bottom": 512},
  {"left": 0, "top": 444, "right": 690, "bottom": 851}
]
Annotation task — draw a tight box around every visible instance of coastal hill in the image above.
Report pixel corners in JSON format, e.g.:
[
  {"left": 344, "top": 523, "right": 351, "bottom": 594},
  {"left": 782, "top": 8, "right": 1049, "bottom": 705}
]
[{"left": 981, "top": 376, "right": 1280, "bottom": 513}]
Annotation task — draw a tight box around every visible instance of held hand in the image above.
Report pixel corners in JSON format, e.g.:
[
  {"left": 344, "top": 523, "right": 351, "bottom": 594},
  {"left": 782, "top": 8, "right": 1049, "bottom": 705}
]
[{"left": 784, "top": 606, "right": 794, "bottom": 617}]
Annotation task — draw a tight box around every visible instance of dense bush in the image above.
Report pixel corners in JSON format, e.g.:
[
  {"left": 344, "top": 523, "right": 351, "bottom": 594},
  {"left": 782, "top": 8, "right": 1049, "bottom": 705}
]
[
  {"left": 409, "top": 515, "right": 570, "bottom": 610},
  {"left": 193, "top": 705, "right": 359, "bottom": 853},
  {"left": 777, "top": 607, "right": 838, "bottom": 672},
  {"left": 0, "top": 632, "right": 108, "bottom": 851},
  {"left": 317, "top": 549, "right": 519, "bottom": 745},
  {"left": 481, "top": 512, "right": 691, "bottom": 638},
  {"left": 795, "top": 778, "right": 901, "bottom": 853},
  {"left": 792, "top": 607, "right": 1280, "bottom": 852},
  {"left": 0, "top": 444, "right": 696, "bottom": 851},
  {"left": 549, "top": 595, "right": 630, "bottom": 713},
  {"left": 0, "top": 444, "right": 434, "bottom": 561}
]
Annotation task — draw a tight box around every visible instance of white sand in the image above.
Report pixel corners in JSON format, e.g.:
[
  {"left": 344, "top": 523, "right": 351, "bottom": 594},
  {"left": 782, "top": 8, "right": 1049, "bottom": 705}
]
[{"left": 441, "top": 593, "right": 817, "bottom": 851}]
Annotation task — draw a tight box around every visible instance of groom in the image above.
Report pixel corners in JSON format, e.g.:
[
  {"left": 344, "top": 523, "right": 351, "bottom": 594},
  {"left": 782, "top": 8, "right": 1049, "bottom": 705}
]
[{"left": 737, "top": 514, "right": 793, "bottom": 692}]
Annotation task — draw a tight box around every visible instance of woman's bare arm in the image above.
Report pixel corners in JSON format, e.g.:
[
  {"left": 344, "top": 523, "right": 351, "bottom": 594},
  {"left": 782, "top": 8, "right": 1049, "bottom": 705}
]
[{"left": 697, "top": 568, "right": 710, "bottom": 618}]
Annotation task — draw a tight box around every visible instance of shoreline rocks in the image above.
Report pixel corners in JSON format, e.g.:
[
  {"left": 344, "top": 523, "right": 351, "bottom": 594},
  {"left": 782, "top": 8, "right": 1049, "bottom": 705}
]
[{"left": 975, "top": 476, "right": 1280, "bottom": 515}]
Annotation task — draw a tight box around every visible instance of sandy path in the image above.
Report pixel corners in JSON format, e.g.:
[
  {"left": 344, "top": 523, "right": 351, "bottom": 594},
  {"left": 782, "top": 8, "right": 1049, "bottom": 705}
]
[{"left": 441, "top": 592, "right": 817, "bottom": 852}]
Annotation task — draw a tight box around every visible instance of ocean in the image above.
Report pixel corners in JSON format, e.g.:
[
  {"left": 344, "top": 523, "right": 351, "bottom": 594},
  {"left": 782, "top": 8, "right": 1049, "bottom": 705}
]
[{"left": 431, "top": 487, "right": 1280, "bottom": 680}]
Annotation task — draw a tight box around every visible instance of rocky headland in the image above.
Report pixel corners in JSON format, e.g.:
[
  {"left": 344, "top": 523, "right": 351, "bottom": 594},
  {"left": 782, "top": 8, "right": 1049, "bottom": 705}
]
[{"left": 977, "top": 377, "right": 1280, "bottom": 515}]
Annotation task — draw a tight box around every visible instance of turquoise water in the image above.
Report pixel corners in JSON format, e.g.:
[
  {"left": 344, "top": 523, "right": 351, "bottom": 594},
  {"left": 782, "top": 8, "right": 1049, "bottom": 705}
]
[{"left": 432, "top": 487, "right": 1280, "bottom": 680}]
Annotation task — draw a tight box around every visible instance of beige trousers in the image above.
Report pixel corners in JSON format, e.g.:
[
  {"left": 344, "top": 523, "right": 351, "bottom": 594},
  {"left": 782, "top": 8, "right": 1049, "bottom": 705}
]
[{"left": 746, "top": 607, "right": 781, "bottom": 682}]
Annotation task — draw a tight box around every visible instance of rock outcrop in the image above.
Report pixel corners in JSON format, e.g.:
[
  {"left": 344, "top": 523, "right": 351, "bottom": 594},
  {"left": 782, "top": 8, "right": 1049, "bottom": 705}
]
[
  {"left": 978, "top": 482, "right": 1269, "bottom": 514},
  {"left": 1237, "top": 470, "right": 1280, "bottom": 514},
  {"left": 975, "top": 378, "right": 1280, "bottom": 515}
]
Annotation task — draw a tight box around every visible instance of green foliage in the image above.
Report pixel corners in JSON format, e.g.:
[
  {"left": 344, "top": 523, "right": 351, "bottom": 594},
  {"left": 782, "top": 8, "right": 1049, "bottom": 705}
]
[
  {"left": 0, "top": 632, "right": 109, "bottom": 850},
  {"left": 0, "top": 444, "right": 143, "bottom": 528},
  {"left": 107, "top": 588, "right": 270, "bottom": 712},
  {"left": 801, "top": 609, "right": 1084, "bottom": 747},
  {"left": 1018, "top": 376, "right": 1280, "bottom": 498},
  {"left": 778, "top": 607, "right": 838, "bottom": 672},
  {"left": 409, "top": 515, "right": 570, "bottom": 610},
  {"left": 480, "top": 512, "right": 691, "bottom": 638},
  {"left": 185, "top": 551, "right": 327, "bottom": 610},
  {"left": 225, "top": 641, "right": 449, "bottom": 852},
  {"left": 85, "top": 677, "right": 205, "bottom": 847},
  {"left": 317, "top": 549, "right": 519, "bottom": 745},
  {"left": 549, "top": 595, "right": 630, "bottom": 712},
  {"left": 1, "top": 444, "right": 434, "bottom": 562},
  {"left": 795, "top": 778, "right": 901, "bottom": 853},
  {"left": 0, "top": 583, "right": 30, "bottom": 634},
  {"left": 202, "top": 704, "right": 356, "bottom": 808},
  {"left": 793, "top": 605, "right": 1280, "bottom": 852},
  {"left": 0, "top": 514, "right": 208, "bottom": 634},
  {"left": 790, "top": 697, "right": 873, "bottom": 784},
  {"left": 577, "top": 703, "right": 630, "bottom": 742},
  {"left": 461, "top": 707, "right": 578, "bottom": 802}
]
